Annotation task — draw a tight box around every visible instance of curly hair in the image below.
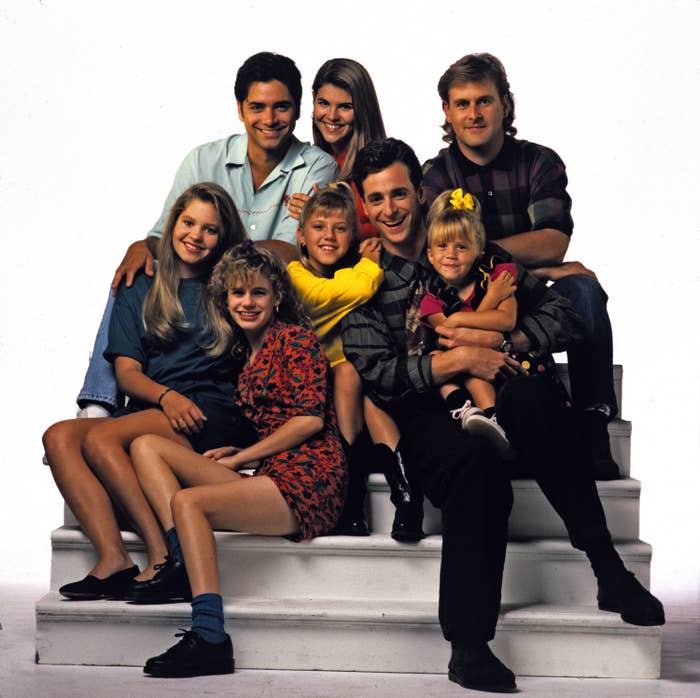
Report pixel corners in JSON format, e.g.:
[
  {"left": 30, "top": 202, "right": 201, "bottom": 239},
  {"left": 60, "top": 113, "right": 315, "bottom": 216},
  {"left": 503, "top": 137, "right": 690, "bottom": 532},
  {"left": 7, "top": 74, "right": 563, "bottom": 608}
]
[
  {"left": 426, "top": 189, "right": 485, "bottom": 253},
  {"left": 437, "top": 53, "right": 516, "bottom": 143},
  {"left": 205, "top": 243, "right": 310, "bottom": 357},
  {"left": 142, "top": 182, "right": 245, "bottom": 345}
]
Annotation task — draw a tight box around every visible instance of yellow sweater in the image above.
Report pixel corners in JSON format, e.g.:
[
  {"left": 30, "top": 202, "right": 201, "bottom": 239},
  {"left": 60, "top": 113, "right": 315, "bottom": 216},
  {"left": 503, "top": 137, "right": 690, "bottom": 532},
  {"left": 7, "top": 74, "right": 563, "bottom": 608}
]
[{"left": 287, "top": 258, "right": 384, "bottom": 367}]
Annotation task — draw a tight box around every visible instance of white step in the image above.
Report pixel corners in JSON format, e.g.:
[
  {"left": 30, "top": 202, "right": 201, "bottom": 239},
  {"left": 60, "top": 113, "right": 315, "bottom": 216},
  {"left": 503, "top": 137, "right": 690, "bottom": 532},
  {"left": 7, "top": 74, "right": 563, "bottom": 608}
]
[
  {"left": 48, "top": 529, "right": 652, "bottom": 607},
  {"left": 34, "top": 593, "right": 660, "bottom": 678},
  {"left": 370, "top": 476, "right": 640, "bottom": 539}
]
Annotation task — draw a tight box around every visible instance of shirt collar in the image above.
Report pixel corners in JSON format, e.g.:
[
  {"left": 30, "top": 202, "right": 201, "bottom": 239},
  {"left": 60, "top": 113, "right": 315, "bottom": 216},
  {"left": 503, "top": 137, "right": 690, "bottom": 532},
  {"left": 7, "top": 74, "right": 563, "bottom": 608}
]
[
  {"left": 380, "top": 247, "right": 432, "bottom": 283},
  {"left": 449, "top": 134, "right": 516, "bottom": 173},
  {"left": 226, "top": 134, "right": 306, "bottom": 173}
]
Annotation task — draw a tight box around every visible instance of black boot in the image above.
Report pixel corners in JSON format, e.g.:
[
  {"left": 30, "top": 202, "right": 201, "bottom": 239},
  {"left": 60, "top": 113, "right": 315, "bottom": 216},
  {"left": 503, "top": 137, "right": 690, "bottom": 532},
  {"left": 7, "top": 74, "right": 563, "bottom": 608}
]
[
  {"left": 334, "top": 439, "right": 370, "bottom": 536},
  {"left": 374, "top": 443, "right": 424, "bottom": 542}
]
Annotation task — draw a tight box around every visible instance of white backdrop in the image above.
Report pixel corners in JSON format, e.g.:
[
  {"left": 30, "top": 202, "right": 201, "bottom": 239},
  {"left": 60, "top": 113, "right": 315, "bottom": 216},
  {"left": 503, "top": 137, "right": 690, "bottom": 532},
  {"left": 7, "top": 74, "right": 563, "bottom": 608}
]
[{"left": 1, "top": 0, "right": 698, "bottom": 619}]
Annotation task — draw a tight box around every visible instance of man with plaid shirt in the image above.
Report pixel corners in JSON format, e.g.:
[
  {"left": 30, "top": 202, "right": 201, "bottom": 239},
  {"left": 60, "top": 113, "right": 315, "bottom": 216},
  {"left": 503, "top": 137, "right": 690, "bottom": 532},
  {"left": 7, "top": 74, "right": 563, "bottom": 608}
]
[
  {"left": 342, "top": 137, "right": 664, "bottom": 694},
  {"left": 422, "top": 53, "right": 619, "bottom": 480}
]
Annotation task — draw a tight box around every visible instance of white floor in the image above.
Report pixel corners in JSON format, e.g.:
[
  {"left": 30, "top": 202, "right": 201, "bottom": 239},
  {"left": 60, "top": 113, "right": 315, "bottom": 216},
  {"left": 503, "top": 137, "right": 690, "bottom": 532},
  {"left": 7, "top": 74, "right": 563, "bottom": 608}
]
[{"left": 2, "top": 584, "right": 698, "bottom": 698}]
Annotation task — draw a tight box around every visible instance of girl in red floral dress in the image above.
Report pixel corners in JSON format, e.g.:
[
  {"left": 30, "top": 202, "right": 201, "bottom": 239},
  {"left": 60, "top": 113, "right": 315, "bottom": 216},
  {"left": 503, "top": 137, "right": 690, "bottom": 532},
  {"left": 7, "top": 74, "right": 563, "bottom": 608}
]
[{"left": 130, "top": 243, "right": 346, "bottom": 678}]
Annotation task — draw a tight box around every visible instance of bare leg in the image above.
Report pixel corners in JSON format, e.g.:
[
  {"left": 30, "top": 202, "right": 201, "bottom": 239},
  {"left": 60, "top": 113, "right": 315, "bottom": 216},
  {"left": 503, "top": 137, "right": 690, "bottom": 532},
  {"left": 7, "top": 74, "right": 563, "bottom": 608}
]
[
  {"left": 439, "top": 381, "right": 463, "bottom": 401},
  {"left": 80, "top": 410, "right": 193, "bottom": 579},
  {"left": 131, "top": 434, "right": 243, "bottom": 532},
  {"left": 465, "top": 376, "right": 497, "bottom": 410},
  {"left": 172, "top": 477, "right": 298, "bottom": 597},
  {"left": 364, "top": 397, "right": 400, "bottom": 450},
  {"left": 43, "top": 418, "right": 135, "bottom": 579},
  {"left": 332, "top": 361, "right": 364, "bottom": 444}
]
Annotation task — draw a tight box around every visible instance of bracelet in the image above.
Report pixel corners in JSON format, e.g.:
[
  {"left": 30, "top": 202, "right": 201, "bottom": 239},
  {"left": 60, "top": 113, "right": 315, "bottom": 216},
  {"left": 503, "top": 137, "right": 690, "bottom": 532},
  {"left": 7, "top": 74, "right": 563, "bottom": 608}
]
[{"left": 157, "top": 388, "right": 173, "bottom": 406}]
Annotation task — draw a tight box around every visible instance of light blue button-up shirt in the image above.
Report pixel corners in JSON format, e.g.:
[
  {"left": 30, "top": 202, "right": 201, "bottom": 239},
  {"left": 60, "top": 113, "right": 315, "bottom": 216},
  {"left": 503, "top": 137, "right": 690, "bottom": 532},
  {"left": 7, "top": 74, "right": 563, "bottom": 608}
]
[{"left": 147, "top": 133, "right": 338, "bottom": 243}]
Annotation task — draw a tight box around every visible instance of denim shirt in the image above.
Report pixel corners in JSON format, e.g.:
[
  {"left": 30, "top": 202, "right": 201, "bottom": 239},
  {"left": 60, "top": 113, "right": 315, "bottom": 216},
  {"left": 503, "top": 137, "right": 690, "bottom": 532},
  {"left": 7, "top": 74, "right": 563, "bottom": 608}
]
[{"left": 147, "top": 134, "right": 337, "bottom": 243}]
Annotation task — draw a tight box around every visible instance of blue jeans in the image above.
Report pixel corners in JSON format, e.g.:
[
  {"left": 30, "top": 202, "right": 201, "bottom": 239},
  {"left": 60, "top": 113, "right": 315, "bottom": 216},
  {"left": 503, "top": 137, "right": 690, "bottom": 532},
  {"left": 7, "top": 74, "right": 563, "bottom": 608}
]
[
  {"left": 551, "top": 274, "right": 618, "bottom": 418},
  {"left": 76, "top": 290, "right": 120, "bottom": 409}
]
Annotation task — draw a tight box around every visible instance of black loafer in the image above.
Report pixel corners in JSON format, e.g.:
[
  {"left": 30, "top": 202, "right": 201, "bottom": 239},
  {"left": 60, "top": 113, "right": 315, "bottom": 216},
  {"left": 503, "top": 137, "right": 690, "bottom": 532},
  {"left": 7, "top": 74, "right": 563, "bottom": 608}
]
[
  {"left": 448, "top": 643, "right": 517, "bottom": 693},
  {"left": 598, "top": 571, "right": 665, "bottom": 626},
  {"left": 127, "top": 556, "right": 192, "bottom": 604},
  {"left": 144, "top": 630, "right": 235, "bottom": 678},
  {"left": 333, "top": 516, "right": 370, "bottom": 536},
  {"left": 59, "top": 566, "right": 139, "bottom": 600}
]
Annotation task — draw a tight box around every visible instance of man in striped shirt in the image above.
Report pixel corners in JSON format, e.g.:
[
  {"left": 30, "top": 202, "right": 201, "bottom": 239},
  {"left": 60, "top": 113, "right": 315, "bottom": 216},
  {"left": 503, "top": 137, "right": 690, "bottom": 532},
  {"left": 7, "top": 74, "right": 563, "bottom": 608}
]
[{"left": 342, "top": 138, "right": 664, "bottom": 694}]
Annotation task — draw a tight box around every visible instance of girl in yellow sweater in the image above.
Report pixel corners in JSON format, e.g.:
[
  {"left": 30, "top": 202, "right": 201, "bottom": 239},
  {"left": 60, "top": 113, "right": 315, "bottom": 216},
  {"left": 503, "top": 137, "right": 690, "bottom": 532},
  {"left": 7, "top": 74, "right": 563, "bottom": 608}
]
[{"left": 287, "top": 185, "right": 423, "bottom": 540}]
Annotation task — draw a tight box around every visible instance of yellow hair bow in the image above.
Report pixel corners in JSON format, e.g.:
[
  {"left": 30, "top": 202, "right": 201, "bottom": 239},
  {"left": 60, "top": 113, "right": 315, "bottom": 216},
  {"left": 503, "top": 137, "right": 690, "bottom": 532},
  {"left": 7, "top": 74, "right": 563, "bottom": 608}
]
[{"left": 449, "top": 188, "right": 474, "bottom": 211}]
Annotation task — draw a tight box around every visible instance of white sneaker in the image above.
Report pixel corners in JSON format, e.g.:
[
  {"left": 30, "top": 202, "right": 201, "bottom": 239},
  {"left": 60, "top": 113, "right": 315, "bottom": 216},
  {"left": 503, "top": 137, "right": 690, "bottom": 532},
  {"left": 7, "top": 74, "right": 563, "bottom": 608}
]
[
  {"left": 450, "top": 400, "right": 484, "bottom": 431},
  {"left": 76, "top": 404, "right": 112, "bottom": 419},
  {"left": 466, "top": 413, "right": 515, "bottom": 459}
]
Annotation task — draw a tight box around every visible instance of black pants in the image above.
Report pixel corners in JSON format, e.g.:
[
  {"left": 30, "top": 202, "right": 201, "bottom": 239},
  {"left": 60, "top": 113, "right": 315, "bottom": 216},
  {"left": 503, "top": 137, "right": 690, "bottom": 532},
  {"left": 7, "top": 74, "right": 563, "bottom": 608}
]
[
  {"left": 394, "top": 375, "right": 613, "bottom": 645},
  {"left": 497, "top": 375, "right": 612, "bottom": 551},
  {"left": 394, "top": 396, "right": 512, "bottom": 645}
]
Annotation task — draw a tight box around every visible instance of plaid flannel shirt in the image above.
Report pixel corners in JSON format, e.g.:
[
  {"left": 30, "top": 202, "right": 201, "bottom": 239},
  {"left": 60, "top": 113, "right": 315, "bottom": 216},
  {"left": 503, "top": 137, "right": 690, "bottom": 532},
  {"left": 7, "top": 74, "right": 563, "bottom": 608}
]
[{"left": 422, "top": 137, "right": 573, "bottom": 240}]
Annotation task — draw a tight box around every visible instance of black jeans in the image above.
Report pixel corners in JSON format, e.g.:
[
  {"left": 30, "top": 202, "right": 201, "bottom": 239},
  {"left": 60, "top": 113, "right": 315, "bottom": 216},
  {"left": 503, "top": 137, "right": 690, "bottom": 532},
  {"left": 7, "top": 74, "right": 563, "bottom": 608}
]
[
  {"left": 394, "top": 397, "right": 513, "bottom": 645},
  {"left": 497, "top": 375, "right": 613, "bottom": 551},
  {"left": 394, "top": 374, "right": 613, "bottom": 645}
]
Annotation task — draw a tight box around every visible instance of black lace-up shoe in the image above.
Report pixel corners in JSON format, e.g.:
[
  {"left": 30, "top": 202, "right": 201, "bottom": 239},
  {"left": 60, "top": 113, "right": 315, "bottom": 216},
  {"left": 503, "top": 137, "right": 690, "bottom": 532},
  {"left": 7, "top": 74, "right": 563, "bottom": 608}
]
[
  {"left": 127, "top": 556, "right": 191, "bottom": 604},
  {"left": 144, "top": 630, "right": 234, "bottom": 678}
]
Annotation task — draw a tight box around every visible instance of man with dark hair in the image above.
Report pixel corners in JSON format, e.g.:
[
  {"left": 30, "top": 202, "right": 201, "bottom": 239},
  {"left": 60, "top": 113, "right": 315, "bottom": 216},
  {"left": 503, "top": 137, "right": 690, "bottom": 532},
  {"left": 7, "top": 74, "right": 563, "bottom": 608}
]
[
  {"left": 423, "top": 53, "right": 619, "bottom": 480},
  {"left": 343, "top": 137, "right": 664, "bottom": 693},
  {"left": 76, "top": 52, "right": 336, "bottom": 415}
]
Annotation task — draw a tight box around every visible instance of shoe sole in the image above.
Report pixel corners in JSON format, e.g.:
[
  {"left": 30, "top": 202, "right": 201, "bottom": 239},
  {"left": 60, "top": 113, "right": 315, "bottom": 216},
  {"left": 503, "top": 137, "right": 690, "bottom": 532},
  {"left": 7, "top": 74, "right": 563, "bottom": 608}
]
[
  {"left": 466, "top": 416, "right": 514, "bottom": 459},
  {"left": 144, "top": 659, "right": 235, "bottom": 678},
  {"left": 391, "top": 530, "right": 425, "bottom": 543},
  {"left": 127, "top": 594, "right": 192, "bottom": 605},
  {"left": 448, "top": 670, "right": 517, "bottom": 693},
  {"left": 598, "top": 601, "right": 666, "bottom": 626}
]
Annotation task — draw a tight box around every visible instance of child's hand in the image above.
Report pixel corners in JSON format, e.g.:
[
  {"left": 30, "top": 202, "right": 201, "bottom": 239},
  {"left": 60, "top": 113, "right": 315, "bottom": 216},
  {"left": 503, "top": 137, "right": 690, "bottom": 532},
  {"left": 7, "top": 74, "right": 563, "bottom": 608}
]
[
  {"left": 287, "top": 192, "right": 310, "bottom": 220},
  {"left": 160, "top": 390, "right": 207, "bottom": 435},
  {"left": 359, "top": 237, "right": 382, "bottom": 265},
  {"left": 484, "top": 271, "right": 516, "bottom": 305}
]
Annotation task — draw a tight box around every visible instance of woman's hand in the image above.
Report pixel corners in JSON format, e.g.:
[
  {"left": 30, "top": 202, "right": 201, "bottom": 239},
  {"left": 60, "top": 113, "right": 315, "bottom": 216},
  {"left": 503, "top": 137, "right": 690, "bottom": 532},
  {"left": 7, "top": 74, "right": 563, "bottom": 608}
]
[
  {"left": 203, "top": 445, "right": 260, "bottom": 471},
  {"left": 484, "top": 270, "right": 516, "bottom": 305},
  {"left": 160, "top": 390, "right": 207, "bottom": 435},
  {"left": 359, "top": 237, "right": 382, "bottom": 265}
]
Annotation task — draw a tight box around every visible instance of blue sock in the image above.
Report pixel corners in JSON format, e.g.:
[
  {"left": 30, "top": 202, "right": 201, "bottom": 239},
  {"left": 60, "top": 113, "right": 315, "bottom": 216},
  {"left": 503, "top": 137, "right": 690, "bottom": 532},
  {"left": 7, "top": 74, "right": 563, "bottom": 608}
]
[
  {"left": 165, "top": 527, "right": 183, "bottom": 563},
  {"left": 191, "top": 593, "right": 227, "bottom": 644}
]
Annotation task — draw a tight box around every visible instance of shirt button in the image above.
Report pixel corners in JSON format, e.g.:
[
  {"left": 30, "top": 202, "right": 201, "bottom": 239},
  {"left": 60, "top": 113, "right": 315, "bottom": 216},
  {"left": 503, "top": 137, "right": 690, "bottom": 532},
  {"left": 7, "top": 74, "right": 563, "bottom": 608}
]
[
  {"left": 250, "top": 224, "right": 256, "bottom": 231},
  {"left": 487, "top": 191, "right": 494, "bottom": 197}
]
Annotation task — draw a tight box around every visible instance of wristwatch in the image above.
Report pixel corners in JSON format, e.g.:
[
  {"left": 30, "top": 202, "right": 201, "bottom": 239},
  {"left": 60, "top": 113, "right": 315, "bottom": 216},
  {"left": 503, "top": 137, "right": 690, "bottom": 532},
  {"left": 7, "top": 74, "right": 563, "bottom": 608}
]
[{"left": 499, "top": 332, "right": 513, "bottom": 354}]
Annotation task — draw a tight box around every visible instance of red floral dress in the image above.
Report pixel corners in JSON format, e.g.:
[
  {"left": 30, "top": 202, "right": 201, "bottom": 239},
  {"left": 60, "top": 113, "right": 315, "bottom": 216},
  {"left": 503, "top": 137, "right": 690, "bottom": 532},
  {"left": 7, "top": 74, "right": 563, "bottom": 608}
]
[{"left": 235, "top": 320, "right": 347, "bottom": 540}]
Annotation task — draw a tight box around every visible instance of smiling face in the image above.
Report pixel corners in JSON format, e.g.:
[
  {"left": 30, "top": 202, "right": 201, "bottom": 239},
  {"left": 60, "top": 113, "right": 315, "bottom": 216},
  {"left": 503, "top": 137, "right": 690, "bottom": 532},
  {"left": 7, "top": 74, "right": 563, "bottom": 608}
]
[
  {"left": 442, "top": 79, "right": 510, "bottom": 165},
  {"left": 297, "top": 208, "right": 354, "bottom": 277},
  {"left": 172, "top": 199, "right": 220, "bottom": 277},
  {"left": 313, "top": 83, "right": 355, "bottom": 155},
  {"left": 427, "top": 238, "right": 479, "bottom": 288},
  {"left": 361, "top": 161, "right": 425, "bottom": 258},
  {"left": 238, "top": 80, "right": 298, "bottom": 157},
  {"left": 226, "top": 271, "right": 278, "bottom": 341}
]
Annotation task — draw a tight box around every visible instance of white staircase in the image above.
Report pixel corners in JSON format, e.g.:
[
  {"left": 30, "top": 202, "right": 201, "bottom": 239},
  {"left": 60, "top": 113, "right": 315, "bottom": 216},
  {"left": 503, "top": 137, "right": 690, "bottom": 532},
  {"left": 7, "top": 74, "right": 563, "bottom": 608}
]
[{"left": 35, "top": 365, "right": 662, "bottom": 678}]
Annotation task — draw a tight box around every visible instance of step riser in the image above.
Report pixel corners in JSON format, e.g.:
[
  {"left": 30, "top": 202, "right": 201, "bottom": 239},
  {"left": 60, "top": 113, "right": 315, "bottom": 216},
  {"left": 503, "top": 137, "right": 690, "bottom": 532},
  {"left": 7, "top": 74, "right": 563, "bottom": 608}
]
[
  {"left": 369, "top": 478, "right": 639, "bottom": 539},
  {"left": 35, "top": 607, "right": 659, "bottom": 678},
  {"left": 48, "top": 534, "right": 651, "bottom": 606},
  {"left": 62, "top": 468, "right": 638, "bottom": 538}
]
